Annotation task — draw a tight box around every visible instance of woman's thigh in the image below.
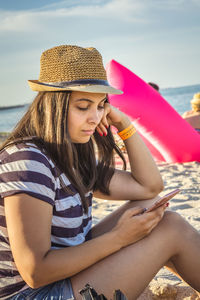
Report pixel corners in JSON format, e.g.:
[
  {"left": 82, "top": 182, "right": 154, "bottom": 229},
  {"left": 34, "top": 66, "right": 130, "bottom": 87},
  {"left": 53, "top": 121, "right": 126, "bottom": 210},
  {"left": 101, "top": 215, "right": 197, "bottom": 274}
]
[{"left": 71, "top": 210, "right": 180, "bottom": 300}]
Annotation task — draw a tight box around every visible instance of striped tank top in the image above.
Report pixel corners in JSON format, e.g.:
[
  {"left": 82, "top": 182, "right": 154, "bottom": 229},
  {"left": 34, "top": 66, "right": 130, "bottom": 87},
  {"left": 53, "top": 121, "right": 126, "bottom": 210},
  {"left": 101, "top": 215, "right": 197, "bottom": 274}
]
[{"left": 0, "top": 143, "right": 93, "bottom": 299}]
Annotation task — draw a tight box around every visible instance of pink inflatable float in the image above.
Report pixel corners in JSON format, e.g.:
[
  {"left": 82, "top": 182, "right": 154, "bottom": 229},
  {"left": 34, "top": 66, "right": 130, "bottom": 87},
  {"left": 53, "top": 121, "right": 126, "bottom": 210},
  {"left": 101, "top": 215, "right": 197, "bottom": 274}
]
[{"left": 106, "top": 60, "right": 200, "bottom": 163}]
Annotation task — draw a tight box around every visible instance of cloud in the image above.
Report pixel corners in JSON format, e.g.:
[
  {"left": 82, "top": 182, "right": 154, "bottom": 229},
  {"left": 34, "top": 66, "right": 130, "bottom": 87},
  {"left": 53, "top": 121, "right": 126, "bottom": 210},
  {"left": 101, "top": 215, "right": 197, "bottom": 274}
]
[
  {"left": 1, "top": 0, "right": 199, "bottom": 35},
  {"left": 0, "top": 0, "right": 146, "bottom": 33},
  {"left": 58, "top": 0, "right": 144, "bottom": 21},
  {"left": 0, "top": 10, "right": 37, "bottom": 32}
]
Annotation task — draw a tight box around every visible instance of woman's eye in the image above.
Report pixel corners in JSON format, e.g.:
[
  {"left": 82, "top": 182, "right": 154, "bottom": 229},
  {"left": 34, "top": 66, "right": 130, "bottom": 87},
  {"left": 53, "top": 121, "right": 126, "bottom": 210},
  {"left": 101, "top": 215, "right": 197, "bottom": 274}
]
[
  {"left": 77, "top": 106, "right": 104, "bottom": 111},
  {"left": 77, "top": 107, "right": 88, "bottom": 111}
]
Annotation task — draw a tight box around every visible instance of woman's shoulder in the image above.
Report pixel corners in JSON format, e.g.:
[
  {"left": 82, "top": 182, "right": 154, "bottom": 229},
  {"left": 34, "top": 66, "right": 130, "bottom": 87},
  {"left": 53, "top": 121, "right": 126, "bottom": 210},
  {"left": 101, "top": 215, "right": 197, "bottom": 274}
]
[
  {"left": 0, "top": 142, "right": 56, "bottom": 171},
  {"left": 182, "top": 110, "right": 193, "bottom": 118},
  {"left": 0, "top": 142, "right": 57, "bottom": 205}
]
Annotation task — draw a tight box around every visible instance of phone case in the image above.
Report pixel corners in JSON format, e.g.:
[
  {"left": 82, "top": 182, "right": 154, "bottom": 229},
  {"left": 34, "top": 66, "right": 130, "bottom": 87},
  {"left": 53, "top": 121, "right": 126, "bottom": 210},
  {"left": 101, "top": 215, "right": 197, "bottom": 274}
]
[{"left": 145, "top": 189, "right": 180, "bottom": 213}]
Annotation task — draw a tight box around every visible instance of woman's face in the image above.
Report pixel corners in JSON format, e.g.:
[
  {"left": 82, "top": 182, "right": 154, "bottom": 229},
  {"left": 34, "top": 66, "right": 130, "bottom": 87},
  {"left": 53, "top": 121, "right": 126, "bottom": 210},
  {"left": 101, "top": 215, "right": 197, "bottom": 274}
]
[{"left": 67, "top": 91, "right": 107, "bottom": 143}]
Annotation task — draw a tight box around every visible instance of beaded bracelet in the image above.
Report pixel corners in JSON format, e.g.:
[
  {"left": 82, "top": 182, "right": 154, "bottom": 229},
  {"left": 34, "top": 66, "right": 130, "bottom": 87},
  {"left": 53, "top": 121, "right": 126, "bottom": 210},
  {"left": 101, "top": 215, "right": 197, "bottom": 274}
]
[{"left": 117, "top": 123, "right": 136, "bottom": 140}]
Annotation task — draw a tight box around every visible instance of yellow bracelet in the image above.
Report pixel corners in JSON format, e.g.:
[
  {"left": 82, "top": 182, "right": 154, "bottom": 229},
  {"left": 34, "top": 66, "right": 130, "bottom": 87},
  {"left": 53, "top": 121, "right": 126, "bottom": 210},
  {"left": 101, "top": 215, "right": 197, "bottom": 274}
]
[{"left": 117, "top": 124, "right": 136, "bottom": 140}]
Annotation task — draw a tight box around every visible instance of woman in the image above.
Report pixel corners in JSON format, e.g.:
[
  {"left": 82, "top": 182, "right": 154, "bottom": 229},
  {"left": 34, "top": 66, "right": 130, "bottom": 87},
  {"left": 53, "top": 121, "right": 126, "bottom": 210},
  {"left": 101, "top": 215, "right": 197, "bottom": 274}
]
[
  {"left": 0, "top": 45, "right": 199, "bottom": 300},
  {"left": 182, "top": 92, "right": 200, "bottom": 133}
]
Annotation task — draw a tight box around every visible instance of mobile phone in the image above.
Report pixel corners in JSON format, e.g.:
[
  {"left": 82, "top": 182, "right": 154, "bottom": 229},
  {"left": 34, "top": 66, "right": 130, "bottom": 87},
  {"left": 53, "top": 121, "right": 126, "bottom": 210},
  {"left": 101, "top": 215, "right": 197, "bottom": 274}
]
[{"left": 145, "top": 189, "right": 180, "bottom": 213}]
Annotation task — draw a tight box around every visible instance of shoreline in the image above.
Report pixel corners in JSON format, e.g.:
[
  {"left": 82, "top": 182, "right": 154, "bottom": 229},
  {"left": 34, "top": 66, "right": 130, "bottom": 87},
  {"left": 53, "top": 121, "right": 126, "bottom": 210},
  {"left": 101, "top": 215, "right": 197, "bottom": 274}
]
[
  {"left": 0, "top": 103, "right": 27, "bottom": 111},
  {"left": 0, "top": 104, "right": 26, "bottom": 111},
  {"left": 0, "top": 132, "right": 10, "bottom": 144}
]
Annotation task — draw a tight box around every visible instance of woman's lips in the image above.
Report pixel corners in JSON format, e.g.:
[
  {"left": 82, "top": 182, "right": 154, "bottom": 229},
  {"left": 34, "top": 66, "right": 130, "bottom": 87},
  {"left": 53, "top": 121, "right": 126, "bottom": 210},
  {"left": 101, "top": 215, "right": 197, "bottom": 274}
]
[{"left": 82, "top": 130, "right": 95, "bottom": 135}]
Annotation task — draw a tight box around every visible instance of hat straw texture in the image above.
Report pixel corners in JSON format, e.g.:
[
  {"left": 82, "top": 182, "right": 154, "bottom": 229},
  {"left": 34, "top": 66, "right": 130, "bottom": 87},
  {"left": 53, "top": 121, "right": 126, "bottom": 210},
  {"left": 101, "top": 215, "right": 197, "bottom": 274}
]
[{"left": 39, "top": 45, "right": 107, "bottom": 83}]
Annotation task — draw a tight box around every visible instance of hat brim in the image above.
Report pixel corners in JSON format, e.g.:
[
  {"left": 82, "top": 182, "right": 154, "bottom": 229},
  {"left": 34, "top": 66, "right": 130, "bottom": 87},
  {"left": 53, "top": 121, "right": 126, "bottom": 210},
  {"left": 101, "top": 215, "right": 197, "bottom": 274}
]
[{"left": 28, "top": 80, "right": 123, "bottom": 95}]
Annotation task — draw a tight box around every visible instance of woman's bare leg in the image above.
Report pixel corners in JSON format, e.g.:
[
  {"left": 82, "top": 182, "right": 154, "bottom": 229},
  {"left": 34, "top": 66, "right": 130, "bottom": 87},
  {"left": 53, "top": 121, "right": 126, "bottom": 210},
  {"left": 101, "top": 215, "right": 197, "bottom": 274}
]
[
  {"left": 92, "top": 199, "right": 191, "bottom": 283},
  {"left": 70, "top": 201, "right": 200, "bottom": 299},
  {"left": 168, "top": 214, "right": 200, "bottom": 289}
]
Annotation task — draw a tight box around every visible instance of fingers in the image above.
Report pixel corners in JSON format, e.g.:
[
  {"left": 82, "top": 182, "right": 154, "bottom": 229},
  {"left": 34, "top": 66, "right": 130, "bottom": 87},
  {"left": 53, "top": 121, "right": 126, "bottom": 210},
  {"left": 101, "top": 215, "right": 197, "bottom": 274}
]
[
  {"left": 96, "top": 122, "right": 109, "bottom": 136},
  {"left": 122, "top": 206, "right": 146, "bottom": 218},
  {"left": 100, "top": 110, "right": 110, "bottom": 130},
  {"left": 95, "top": 103, "right": 128, "bottom": 136},
  {"left": 117, "top": 206, "right": 146, "bottom": 229},
  {"left": 113, "top": 205, "right": 167, "bottom": 248},
  {"left": 135, "top": 204, "right": 166, "bottom": 232},
  {"left": 120, "top": 204, "right": 165, "bottom": 224},
  {"left": 96, "top": 104, "right": 110, "bottom": 136},
  {"left": 143, "top": 205, "right": 166, "bottom": 232},
  {"left": 148, "top": 203, "right": 167, "bottom": 219}
]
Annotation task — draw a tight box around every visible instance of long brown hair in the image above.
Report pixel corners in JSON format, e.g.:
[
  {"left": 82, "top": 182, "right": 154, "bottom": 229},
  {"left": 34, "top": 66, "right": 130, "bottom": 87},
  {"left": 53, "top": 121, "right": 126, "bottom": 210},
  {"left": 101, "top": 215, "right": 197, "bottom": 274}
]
[{"left": 0, "top": 92, "right": 126, "bottom": 212}]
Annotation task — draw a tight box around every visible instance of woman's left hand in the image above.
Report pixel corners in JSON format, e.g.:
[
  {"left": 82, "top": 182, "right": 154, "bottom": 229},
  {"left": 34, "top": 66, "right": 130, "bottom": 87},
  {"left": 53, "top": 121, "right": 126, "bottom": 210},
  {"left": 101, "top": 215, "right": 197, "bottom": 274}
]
[{"left": 96, "top": 103, "right": 131, "bottom": 136}]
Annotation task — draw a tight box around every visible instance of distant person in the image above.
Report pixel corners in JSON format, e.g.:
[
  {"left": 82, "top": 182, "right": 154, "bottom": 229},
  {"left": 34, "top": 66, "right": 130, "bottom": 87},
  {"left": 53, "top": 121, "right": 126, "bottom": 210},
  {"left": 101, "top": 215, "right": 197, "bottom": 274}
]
[
  {"left": 148, "top": 82, "right": 160, "bottom": 92},
  {"left": 182, "top": 92, "right": 200, "bottom": 133}
]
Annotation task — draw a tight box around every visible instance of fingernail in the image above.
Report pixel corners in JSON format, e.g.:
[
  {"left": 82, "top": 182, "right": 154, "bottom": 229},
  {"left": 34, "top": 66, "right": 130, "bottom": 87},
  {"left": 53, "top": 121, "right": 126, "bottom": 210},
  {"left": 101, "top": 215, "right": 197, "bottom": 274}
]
[
  {"left": 99, "top": 132, "right": 103, "bottom": 136},
  {"left": 103, "top": 132, "right": 107, "bottom": 136},
  {"left": 106, "top": 125, "right": 109, "bottom": 128},
  {"left": 165, "top": 202, "right": 169, "bottom": 207}
]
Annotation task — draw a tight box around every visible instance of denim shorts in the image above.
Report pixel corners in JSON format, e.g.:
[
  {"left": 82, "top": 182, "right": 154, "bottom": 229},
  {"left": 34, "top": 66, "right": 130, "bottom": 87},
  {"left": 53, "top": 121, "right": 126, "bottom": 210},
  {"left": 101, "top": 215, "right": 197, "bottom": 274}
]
[{"left": 8, "top": 278, "right": 75, "bottom": 300}]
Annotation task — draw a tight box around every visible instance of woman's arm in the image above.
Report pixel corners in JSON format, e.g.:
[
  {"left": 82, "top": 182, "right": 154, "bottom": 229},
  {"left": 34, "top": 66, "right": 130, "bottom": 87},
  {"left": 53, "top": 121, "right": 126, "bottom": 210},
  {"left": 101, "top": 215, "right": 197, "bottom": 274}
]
[
  {"left": 4, "top": 193, "right": 165, "bottom": 288},
  {"left": 94, "top": 104, "right": 164, "bottom": 201}
]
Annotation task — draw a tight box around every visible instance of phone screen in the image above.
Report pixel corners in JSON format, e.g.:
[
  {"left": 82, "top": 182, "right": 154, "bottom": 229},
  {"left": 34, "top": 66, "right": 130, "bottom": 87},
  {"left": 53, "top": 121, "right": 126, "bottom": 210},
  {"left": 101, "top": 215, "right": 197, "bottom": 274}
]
[{"left": 145, "top": 189, "right": 180, "bottom": 213}]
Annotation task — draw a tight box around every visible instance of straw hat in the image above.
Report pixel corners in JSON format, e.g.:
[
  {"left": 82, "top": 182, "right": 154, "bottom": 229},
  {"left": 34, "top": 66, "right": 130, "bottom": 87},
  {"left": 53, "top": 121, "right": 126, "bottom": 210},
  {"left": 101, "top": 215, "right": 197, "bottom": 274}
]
[
  {"left": 28, "top": 45, "right": 122, "bottom": 95},
  {"left": 191, "top": 92, "right": 200, "bottom": 111}
]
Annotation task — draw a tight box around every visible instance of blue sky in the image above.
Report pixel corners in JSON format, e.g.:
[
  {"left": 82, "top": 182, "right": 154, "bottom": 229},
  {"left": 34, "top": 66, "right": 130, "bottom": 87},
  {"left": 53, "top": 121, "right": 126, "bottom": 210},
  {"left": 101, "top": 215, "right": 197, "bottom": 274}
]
[{"left": 0, "top": 0, "right": 200, "bottom": 106}]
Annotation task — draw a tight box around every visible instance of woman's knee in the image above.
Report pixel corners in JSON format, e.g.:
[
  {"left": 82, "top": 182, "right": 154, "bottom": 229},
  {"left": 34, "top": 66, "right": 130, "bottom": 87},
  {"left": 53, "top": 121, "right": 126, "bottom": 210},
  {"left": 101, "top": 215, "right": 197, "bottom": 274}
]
[
  {"left": 160, "top": 210, "right": 190, "bottom": 241},
  {"left": 161, "top": 210, "right": 184, "bottom": 228},
  {"left": 146, "top": 211, "right": 185, "bottom": 256},
  {"left": 161, "top": 210, "right": 200, "bottom": 256},
  {"left": 163, "top": 210, "right": 183, "bottom": 222}
]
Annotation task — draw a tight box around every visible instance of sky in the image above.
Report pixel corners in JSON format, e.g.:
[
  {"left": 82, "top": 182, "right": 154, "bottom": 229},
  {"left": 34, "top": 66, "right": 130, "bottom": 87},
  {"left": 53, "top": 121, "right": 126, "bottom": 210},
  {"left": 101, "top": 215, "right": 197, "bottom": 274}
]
[{"left": 0, "top": 0, "right": 200, "bottom": 106}]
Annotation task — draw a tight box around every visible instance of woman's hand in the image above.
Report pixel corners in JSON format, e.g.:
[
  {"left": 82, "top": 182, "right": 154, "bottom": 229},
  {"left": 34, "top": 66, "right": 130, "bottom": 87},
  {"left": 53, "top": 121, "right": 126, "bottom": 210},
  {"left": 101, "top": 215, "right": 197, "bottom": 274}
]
[
  {"left": 96, "top": 103, "right": 131, "bottom": 136},
  {"left": 112, "top": 204, "right": 166, "bottom": 249}
]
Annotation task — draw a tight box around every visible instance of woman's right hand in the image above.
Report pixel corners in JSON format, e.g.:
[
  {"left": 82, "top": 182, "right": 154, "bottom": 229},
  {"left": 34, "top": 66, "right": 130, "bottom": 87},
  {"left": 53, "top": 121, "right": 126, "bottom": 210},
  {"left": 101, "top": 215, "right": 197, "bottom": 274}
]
[{"left": 112, "top": 205, "right": 166, "bottom": 249}]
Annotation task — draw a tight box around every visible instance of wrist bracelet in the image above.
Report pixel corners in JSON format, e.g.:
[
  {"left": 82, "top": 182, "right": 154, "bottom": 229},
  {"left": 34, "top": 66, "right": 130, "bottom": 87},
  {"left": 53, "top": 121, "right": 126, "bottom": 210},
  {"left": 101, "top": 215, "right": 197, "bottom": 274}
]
[{"left": 117, "top": 123, "right": 136, "bottom": 140}]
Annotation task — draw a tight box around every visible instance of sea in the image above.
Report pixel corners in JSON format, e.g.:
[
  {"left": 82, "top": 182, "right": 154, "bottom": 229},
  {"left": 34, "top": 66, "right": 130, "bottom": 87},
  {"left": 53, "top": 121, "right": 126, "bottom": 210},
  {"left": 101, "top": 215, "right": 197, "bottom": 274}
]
[{"left": 0, "top": 84, "right": 200, "bottom": 133}]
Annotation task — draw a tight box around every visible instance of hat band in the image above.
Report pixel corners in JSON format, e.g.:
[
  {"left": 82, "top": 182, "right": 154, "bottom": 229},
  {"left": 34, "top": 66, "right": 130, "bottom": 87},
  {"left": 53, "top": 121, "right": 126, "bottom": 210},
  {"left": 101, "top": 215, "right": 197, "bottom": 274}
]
[{"left": 38, "top": 79, "right": 110, "bottom": 88}]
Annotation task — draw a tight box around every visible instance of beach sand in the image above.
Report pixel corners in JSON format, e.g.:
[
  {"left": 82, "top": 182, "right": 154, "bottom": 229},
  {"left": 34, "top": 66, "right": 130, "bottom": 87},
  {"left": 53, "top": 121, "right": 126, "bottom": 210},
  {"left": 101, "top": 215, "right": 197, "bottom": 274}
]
[{"left": 0, "top": 133, "right": 199, "bottom": 299}]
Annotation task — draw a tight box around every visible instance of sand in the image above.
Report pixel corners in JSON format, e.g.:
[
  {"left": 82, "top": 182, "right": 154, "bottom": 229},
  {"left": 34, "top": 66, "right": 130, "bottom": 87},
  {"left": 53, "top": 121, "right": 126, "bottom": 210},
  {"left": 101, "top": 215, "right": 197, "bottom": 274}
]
[{"left": 0, "top": 133, "right": 199, "bottom": 299}]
